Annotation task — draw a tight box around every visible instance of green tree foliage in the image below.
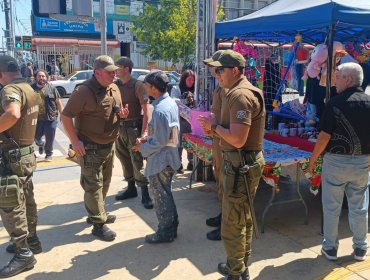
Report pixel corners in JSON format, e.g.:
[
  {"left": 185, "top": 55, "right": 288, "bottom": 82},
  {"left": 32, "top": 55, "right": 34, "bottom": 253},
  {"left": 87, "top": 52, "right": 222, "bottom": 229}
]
[{"left": 132, "top": 0, "right": 197, "bottom": 63}]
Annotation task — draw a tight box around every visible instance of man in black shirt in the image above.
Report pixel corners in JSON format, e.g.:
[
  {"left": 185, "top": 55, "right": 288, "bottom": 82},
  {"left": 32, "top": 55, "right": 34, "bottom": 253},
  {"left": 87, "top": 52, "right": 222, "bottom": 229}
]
[{"left": 309, "top": 62, "right": 370, "bottom": 262}]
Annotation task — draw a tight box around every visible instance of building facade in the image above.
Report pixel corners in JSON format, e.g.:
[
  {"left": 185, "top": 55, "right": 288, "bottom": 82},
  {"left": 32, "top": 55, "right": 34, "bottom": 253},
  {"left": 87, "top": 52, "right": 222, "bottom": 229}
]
[{"left": 221, "top": 0, "right": 275, "bottom": 20}]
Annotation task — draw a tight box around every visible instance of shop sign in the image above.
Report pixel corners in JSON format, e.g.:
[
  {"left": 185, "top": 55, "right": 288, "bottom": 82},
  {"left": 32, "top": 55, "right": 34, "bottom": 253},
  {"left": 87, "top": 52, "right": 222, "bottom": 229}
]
[{"left": 35, "top": 16, "right": 113, "bottom": 34}]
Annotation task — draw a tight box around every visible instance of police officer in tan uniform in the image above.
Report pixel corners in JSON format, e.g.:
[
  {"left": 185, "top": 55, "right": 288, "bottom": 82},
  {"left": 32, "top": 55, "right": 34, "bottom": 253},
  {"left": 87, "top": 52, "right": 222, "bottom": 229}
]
[
  {"left": 203, "top": 50, "right": 225, "bottom": 241},
  {"left": 114, "top": 57, "right": 153, "bottom": 209},
  {"left": 61, "top": 55, "right": 127, "bottom": 242},
  {"left": 0, "top": 55, "right": 41, "bottom": 278},
  {"left": 199, "top": 50, "right": 265, "bottom": 280}
]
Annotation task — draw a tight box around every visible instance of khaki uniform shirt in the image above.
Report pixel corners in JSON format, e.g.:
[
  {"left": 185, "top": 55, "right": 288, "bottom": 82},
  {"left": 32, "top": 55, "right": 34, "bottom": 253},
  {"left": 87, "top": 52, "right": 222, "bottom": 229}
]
[
  {"left": 62, "top": 76, "right": 122, "bottom": 144},
  {"left": 0, "top": 78, "right": 39, "bottom": 147},
  {"left": 219, "top": 77, "right": 265, "bottom": 152},
  {"left": 115, "top": 77, "right": 148, "bottom": 120}
]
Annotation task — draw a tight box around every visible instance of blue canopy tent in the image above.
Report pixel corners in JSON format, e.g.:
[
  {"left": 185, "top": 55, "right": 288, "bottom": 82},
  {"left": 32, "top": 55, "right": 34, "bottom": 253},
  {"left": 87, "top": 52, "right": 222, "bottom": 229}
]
[
  {"left": 215, "top": 0, "right": 370, "bottom": 117},
  {"left": 215, "top": 0, "right": 370, "bottom": 44}
]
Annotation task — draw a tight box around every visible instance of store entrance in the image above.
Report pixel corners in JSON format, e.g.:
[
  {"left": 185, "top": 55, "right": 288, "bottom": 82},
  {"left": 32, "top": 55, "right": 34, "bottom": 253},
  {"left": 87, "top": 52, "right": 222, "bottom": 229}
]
[{"left": 120, "top": 42, "right": 130, "bottom": 57}]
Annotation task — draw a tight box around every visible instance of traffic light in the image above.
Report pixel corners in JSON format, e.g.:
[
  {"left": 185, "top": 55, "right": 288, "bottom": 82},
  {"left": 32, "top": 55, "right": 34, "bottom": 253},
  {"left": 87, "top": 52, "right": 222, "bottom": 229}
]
[
  {"left": 22, "top": 36, "right": 32, "bottom": 50},
  {"left": 15, "top": 36, "right": 22, "bottom": 49}
]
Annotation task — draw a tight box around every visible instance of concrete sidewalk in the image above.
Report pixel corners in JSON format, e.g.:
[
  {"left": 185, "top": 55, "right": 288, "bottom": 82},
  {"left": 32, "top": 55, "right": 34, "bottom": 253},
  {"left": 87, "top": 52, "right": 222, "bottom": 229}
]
[{"left": 0, "top": 157, "right": 369, "bottom": 280}]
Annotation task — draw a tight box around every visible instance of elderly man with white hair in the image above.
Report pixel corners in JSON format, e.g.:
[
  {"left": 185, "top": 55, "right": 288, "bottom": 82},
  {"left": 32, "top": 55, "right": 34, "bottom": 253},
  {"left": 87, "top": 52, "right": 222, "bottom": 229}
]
[{"left": 310, "top": 62, "right": 370, "bottom": 262}]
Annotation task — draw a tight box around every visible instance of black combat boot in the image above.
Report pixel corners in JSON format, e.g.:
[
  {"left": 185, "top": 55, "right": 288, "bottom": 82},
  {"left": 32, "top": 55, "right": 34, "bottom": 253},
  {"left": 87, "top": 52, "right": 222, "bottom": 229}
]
[
  {"left": 141, "top": 186, "right": 153, "bottom": 209},
  {"left": 207, "top": 227, "right": 221, "bottom": 241},
  {"left": 206, "top": 213, "right": 222, "bottom": 227},
  {"left": 218, "top": 262, "right": 228, "bottom": 276},
  {"left": 218, "top": 263, "right": 249, "bottom": 280},
  {"left": 6, "top": 236, "right": 42, "bottom": 255},
  {"left": 0, "top": 248, "right": 36, "bottom": 278},
  {"left": 92, "top": 224, "right": 116, "bottom": 242},
  {"left": 115, "top": 181, "right": 138, "bottom": 200},
  {"left": 145, "top": 232, "right": 174, "bottom": 244}
]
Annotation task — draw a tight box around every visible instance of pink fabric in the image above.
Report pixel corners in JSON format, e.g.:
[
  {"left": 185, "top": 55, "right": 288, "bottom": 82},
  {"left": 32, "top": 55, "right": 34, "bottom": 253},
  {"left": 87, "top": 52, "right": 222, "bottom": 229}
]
[{"left": 190, "top": 110, "right": 211, "bottom": 136}]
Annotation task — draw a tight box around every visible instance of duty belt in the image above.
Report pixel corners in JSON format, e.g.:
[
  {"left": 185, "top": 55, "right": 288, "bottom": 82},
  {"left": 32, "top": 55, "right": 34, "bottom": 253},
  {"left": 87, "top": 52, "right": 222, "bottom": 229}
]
[
  {"left": 120, "top": 119, "right": 142, "bottom": 128},
  {"left": 223, "top": 150, "right": 262, "bottom": 164},
  {"left": 84, "top": 142, "right": 113, "bottom": 150},
  {"left": 2, "top": 145, "right": 34, "bottom": 158}
]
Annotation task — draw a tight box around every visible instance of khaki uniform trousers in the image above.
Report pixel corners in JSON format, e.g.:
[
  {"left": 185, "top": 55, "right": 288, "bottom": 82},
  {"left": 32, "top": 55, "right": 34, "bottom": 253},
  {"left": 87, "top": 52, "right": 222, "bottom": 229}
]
[
  {"left": 0, "top": 152, "right": 38, "bottom": 249},
  {"left": 221, "top": 151, "right": 265, "bottom": 276},
  {"left": 212, "top": 136, "right": 223, "bottom": 203},
  {"left": 115, "top": 123, "right": 148, "bottom": 187},
  {"left": 78, "top": 146, "right": 114, "bottom": 224}
]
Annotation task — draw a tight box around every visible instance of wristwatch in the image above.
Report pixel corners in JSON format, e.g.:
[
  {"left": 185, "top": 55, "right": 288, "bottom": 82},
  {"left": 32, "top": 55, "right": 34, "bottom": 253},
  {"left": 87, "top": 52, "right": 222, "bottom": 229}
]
[{"left": 211, "top": 123, "right": 218, "bottom": 133}]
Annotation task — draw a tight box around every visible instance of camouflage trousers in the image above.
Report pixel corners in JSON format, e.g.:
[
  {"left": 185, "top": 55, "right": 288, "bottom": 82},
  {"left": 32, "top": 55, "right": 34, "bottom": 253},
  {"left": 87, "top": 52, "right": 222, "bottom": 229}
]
[
  {"left": 0, "top": 152, "right": 38, "bottom": 250},
  {"left": 78, "top": 146, "right": 114, "bottom": 224},
  {"left": 115, "top": 124, "right": 148, "bottom": 187},
  {"left": 148, "top": 166, "right": 178, "bottom": 234},
  {"left": 221, "top": 151, "right": 265, "bottom": 276},
  {"left": 0, "top": 180, "right": 37, "bottom": 249}
]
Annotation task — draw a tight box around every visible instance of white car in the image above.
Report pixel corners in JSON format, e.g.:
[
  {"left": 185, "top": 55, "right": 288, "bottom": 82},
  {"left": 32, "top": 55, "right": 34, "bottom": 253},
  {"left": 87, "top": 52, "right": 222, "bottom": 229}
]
[
  {"left": 131, "top": 68, "right": 150, "bottom": 79},
  {"left": 49, "top": 70, "right": 93, "bottom": 98},
  {"left": 50, "top": 68, "right": 179, "bottom": 98}
]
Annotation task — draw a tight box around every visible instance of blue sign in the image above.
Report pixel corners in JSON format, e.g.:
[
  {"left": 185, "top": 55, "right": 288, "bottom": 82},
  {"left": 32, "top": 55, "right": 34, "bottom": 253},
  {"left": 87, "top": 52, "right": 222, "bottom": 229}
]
[{"left": 35, "top": 16, "right": 113, "bottom": 35}]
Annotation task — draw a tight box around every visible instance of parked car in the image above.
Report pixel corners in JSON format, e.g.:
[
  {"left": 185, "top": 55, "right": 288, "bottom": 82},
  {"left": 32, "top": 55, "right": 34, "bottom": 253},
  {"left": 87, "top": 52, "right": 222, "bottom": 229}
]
[
  {"left": 136, "top": 71, "right": 179, "bottom": 93},
  {"left": 131, "top": 68, "right": 150, "bottom": 80},
  {"left": 164, "top": 70, "right": 180, "bottom": 79},
  {"left": 49, "top": 70, "right": 93, "bottom": 97},
  {"left": 51, "top": 68, "right": 179, "bottom": 98}
]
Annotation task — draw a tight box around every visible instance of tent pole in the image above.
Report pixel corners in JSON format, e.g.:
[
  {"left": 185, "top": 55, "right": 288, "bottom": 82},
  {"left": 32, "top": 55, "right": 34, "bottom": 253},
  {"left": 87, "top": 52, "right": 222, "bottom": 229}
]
[{"left": 326, "top": 24, "right": 335, "bottom": 102}]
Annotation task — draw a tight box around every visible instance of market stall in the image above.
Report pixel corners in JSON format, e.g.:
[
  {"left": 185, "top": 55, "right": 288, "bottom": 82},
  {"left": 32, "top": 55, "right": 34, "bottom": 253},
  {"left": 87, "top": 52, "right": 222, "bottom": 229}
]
[
  {"left": 216, "top": 0, "right": 370, "bottom": 99},
  {"left": 182, "top": 132, "right": 323, "bottom": 232}
]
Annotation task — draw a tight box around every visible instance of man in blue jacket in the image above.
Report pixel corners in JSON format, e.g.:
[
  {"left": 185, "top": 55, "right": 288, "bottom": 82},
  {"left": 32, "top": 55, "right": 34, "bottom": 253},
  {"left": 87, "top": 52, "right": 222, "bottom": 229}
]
[{"left": 133, "top": 71, "right": 181, "bottom": 243}]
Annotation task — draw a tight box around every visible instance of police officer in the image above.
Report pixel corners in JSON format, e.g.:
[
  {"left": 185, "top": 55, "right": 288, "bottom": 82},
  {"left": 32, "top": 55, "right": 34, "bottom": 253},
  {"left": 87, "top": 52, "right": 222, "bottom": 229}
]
[
  {"left": 0, "top": 55, "right": 41, "bottom": 278},
  {"left": 203, "top": 50, "right": 225, "bottom": 241},
  {"left": 114, "top": 57, "right": 153, "bottom": 209},
  {"left": 61, "top": 55, "right": 127, "bottom": 242},
  {"left": 199, "top": 50, "right": 265, "bottom": 280}
]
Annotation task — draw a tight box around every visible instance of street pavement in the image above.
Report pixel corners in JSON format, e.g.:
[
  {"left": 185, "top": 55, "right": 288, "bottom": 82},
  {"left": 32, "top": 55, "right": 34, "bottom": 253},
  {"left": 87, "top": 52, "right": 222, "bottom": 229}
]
[{"left": 1, "top": 109, "right": 370, "bottom": 279}]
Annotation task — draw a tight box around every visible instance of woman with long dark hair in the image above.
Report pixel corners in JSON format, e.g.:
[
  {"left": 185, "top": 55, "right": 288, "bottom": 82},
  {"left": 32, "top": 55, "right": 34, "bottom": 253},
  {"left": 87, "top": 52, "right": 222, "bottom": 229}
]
[{"left": 171, "top": 70, "right": 195, "bottom": 173}]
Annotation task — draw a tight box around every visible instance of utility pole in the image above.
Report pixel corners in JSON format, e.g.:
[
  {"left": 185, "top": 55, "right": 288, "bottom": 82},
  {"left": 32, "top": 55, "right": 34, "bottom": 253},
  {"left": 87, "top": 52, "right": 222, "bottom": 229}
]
[
  {"left": 3, "top": 0, "right": 14, "bottom": 56},
  {"left": 100, "top": 0, "right": 107, "bottom": 55}
]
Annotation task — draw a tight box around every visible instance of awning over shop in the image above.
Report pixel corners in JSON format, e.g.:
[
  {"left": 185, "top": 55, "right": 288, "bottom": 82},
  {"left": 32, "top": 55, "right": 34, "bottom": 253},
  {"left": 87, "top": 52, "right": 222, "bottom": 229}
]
[{"left": 32, "top": 38, "right": 120, "bottom": 48}]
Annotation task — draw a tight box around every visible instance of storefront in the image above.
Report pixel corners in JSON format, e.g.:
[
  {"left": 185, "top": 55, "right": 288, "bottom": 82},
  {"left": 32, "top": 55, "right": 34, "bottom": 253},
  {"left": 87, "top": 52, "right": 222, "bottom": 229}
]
[
  {"left": 32, "top": 38, "right": 120, "bottom": 75},
  {"left": 32, "top": 15, "right": 119, "bottom": 75}
]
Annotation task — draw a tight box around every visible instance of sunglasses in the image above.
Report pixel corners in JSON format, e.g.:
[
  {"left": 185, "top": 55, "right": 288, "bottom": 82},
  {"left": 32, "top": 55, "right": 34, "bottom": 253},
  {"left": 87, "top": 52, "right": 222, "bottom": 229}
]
[{"left": 215, "top": 67, "right": 233, "bottom": 74}]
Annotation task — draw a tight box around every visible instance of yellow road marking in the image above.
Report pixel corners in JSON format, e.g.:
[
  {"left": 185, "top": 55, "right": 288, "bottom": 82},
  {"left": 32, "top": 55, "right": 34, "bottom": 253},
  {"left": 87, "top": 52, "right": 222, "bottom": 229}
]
[{"left": 36, "top": 157, "right": 78, "bottom": 168}]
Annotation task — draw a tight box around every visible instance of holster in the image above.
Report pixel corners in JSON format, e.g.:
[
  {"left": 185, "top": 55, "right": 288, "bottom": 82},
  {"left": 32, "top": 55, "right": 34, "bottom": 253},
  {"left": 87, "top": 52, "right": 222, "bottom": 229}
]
[
  {"left": 0, "top": 174, "right": 22, "bottom": 208},
  {"left": 224, "top": 150, "right": 263, "bottom": 178},
  {"left": 2, "top": 146, "right": 36, "bottom": 178}
]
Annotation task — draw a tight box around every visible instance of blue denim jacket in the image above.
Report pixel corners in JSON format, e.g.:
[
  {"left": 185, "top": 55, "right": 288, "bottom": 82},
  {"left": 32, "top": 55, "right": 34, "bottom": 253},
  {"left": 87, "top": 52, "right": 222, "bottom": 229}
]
[{"left": 141, "top": 93, "right": 181, "bottom": 177}]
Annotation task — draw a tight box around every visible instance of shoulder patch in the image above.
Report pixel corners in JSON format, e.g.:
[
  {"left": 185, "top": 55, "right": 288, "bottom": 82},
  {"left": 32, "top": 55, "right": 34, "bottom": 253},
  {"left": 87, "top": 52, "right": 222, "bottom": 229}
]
[
  {"left": 5, "top": 92, "right": 22, "bottom": 102},
  {"left": 236, "top": 110, "right": 247, "bottom": 120}
]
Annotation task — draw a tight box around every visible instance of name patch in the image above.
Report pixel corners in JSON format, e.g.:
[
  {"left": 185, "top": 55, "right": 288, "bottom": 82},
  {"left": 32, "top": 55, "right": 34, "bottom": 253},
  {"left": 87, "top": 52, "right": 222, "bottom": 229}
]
[
  {"left": 236, "top": 110, "right": 247, "bottom": 120},
  {"left": 27, "top": 105, "right": 39, "bottom": 115}
]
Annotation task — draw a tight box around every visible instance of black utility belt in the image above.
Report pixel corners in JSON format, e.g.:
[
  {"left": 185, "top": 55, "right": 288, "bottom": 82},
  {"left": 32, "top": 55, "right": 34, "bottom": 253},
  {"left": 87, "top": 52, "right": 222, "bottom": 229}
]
[
  {"left": 222, "top": 150, "right": 262, "bottom": 162},
  {"left": 120, "top": 119, "right": 142, "bottom": 127},
  {"left": 84, "top": 142, "right": 113, "bottom": 150}
]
